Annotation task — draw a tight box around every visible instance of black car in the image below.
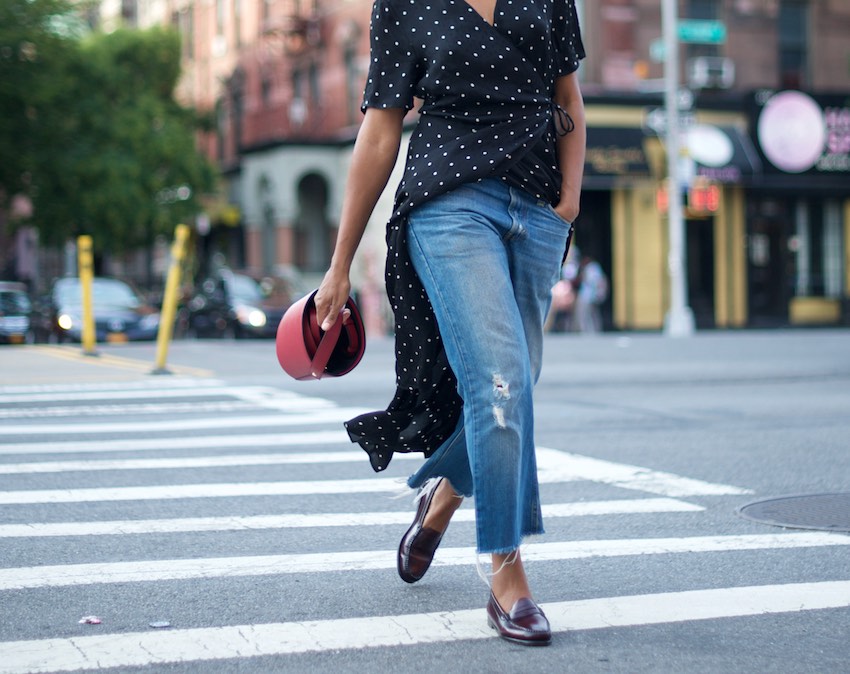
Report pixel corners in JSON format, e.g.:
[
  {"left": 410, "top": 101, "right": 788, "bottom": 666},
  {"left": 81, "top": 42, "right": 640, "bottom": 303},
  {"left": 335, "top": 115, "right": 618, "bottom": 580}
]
[
  {"left": 0, "top": 281, "right": 32, "bottom": 344},
  {"left": 183, "top": 271, "right": 295, "bottom": 339},
  {"left": 30, "top": 277, "right": 161, "bottom": 343}
]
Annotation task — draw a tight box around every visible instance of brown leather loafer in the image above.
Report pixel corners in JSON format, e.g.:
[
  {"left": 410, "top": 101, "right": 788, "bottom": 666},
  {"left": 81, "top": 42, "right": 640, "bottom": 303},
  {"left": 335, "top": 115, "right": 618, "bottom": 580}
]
[
  {"left": 486, "top": 592, "right": 552, "bottom": 646},
  {"left": 397, "top": 478, "right": 446, "bottom": 583}
]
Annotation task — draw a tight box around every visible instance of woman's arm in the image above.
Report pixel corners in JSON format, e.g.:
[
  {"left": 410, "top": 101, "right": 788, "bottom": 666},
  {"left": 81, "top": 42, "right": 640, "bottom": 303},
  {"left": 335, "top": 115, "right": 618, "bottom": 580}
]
[
  {"left": 553, "top": 71, "right": 586, "bottom": 224},
  {"left": 314, "top": 107, "right": 406, "bottom": 330}
]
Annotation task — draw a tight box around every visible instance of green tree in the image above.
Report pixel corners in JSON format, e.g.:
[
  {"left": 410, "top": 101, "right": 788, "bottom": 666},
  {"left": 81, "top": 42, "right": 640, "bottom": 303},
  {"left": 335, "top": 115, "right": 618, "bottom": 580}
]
[
  {"left": 0, "top": 0, "right": 76, "bottom": 204},
  {"left": 30, "top": 26, "right": 216, "bottom": 255}
]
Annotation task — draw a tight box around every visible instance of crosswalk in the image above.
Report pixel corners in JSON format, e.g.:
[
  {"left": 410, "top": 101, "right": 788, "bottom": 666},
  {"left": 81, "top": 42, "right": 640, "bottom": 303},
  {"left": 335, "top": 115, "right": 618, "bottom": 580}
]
[{"left": 1, "top": 377, "right": 849, "bottom": 672}]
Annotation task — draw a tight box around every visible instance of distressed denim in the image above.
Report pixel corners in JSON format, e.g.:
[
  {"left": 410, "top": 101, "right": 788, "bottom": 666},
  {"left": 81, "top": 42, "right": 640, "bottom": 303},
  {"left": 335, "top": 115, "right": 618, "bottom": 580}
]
[{"left": 405, "top": 178, "right": 571, "bottom": 554}]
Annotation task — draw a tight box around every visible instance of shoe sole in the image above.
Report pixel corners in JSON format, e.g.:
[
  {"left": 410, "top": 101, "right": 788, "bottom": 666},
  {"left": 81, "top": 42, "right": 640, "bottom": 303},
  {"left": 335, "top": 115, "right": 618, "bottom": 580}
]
[{"left": 486, "top": 617, "right": 552, "bottom": 646}]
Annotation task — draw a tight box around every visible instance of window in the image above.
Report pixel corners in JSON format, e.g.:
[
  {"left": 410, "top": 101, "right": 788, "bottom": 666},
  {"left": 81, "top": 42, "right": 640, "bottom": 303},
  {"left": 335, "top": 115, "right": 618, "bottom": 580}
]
[
  {"left": 261, "top": 72, "right": 272, "bottom": 106},
  {"left": 793, "top": 199, "right": 844, "bottom": 298},
  {"left": 778, "top": 0, "right": 808, "bottom": 89},
  {"left": 308, "top": 61, "right": 320, "bottom": 105},
  {"left": 172, "top": 6, "right": 194, "bottom": 61},
  {"left": 216, "top": 0, "right": 226, "bottom": 36},
  {"left": 233, "top": 0, "right": 241, "bottom": 47}
]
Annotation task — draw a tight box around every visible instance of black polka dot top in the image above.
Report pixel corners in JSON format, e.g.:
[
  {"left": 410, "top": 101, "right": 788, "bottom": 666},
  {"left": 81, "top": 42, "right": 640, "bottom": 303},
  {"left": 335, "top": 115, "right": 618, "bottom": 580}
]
[{"left": 345, "top": 0, "right": 585, "bottom": 472}]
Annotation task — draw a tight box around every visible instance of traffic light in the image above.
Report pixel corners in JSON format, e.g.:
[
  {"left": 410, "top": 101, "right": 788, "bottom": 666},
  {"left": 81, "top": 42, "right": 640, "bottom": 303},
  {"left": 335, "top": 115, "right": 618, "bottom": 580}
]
[{"left": 687, "top": 180, "right": 720, "bottom": 214}]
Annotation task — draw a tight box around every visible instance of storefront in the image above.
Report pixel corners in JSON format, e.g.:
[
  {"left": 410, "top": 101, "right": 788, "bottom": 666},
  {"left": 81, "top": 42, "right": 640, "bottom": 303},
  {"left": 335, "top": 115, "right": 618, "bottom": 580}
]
[
  {"left": 584, "top": 101, "right": 755, "bottom": 331},
  {"left": 746, "top": 90, "right": 850, "bottom": 327}
]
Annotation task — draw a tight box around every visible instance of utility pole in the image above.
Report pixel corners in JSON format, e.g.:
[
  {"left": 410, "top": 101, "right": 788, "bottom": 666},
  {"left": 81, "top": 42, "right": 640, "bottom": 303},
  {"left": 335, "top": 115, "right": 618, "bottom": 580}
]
[{"left": 662, "top": 0, "right": 695, "bottom": 336}]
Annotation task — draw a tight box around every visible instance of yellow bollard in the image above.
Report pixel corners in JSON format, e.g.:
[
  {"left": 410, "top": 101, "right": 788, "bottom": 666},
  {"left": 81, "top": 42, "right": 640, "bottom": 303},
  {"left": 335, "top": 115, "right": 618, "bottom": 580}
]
[
  {"left": 152, "top": 223, "right": 190, "bottom": 374},
  {"left": 77, "top": 235, "right": 97, "bottom": 356}
]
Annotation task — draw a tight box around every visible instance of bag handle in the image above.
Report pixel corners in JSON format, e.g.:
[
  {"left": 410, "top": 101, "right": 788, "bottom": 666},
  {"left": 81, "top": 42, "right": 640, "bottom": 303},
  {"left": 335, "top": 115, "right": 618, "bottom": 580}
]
[{"left": 309, "top": 312, "right": 344, "bottom": 379}]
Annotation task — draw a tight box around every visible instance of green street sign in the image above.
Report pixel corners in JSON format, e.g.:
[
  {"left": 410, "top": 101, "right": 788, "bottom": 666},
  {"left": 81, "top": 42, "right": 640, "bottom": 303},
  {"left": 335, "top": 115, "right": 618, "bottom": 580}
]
[{"left": 678, "top": 19, "right": 727, "bottom": 44}]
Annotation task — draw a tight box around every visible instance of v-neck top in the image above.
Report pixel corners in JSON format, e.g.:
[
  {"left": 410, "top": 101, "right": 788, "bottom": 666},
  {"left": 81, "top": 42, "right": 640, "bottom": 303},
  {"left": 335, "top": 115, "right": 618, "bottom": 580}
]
[{"left": 345, "top": 0, "right": 585, "bottom": 472}]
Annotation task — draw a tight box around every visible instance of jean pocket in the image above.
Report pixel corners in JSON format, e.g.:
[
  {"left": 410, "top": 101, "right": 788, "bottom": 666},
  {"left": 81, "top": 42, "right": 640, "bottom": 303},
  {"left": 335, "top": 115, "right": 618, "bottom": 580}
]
[{"left": 544, "top": 203, "right": 573, "bottom": 227}]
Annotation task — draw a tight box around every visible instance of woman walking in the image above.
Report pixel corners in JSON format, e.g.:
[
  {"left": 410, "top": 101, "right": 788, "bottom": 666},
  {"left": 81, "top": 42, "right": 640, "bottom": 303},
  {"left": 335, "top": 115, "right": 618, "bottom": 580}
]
[{"left": 315, "top": 0, "right": 585, "bottom": 646}]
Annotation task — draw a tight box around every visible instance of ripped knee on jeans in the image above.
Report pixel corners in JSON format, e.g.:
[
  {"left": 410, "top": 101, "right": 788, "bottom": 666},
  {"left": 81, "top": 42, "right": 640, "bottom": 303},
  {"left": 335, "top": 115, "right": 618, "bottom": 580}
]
[{"left": 491, "top": 373, "right": 511, "bottom": 428}]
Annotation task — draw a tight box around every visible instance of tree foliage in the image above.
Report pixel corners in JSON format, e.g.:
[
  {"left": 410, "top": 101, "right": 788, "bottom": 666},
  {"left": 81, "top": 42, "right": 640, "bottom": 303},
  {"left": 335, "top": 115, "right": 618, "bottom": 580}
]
[
  {"left": 1, "top": 3, "right": 216, "bottom": 254},
  {"left": 0, "top": 0, "right": 75, "bottom": 201}
]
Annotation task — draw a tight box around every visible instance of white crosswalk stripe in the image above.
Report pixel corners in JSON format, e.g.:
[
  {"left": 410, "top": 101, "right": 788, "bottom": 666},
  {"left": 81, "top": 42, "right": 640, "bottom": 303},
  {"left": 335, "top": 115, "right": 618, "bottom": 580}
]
[
  {"left": 4, "top": 582, "right": 850, "bottom": 674},
  {"left": 0, "top": 499, "right": 703, "bottom": 538},
  {"left": 0, "top": 377, "right": 846, "bottom": 672}
]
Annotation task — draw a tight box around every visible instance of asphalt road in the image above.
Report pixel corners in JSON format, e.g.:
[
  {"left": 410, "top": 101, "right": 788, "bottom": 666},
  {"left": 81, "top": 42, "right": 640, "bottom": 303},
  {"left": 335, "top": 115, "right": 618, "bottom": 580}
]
[{"left": 1, "top": 329, "right": 849, "bottom": 673}]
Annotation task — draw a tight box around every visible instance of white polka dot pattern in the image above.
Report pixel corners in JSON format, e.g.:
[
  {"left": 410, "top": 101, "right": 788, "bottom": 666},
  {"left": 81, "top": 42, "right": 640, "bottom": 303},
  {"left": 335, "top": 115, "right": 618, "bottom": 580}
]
[{"left": 346, "top": 0, "right": 585, "bottom": 473}]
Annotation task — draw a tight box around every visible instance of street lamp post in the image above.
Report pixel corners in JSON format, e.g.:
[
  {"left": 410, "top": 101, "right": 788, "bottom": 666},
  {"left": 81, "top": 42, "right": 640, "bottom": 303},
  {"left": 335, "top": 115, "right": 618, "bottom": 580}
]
[{"left": 662, "top": 0, "right": 695, "bottom": 337}]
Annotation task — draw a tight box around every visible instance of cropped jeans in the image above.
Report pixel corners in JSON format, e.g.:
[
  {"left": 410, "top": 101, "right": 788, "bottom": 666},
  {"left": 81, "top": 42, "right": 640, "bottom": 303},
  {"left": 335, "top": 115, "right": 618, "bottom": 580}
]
[{"left": 405, "top": 178, "right": 571, "bottom": 554}]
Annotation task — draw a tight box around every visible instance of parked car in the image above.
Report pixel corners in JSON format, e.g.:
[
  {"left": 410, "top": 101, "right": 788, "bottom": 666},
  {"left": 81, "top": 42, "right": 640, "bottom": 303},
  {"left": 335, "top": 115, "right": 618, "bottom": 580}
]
[
  {"left": 183, "top": 271, "right": 296, "bottom": 339},
  {"left": 0, "top": 281, "right": 32, "bottom": 344},
  {"left": 30, "top": 277, "right": 161, "bottom": 343}
]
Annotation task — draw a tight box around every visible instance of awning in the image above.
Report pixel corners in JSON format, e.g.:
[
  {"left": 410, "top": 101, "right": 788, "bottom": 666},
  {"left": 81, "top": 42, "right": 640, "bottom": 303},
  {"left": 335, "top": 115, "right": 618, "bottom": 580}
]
[
  {"left": 583, "top": 126, "right": 652, "bottom": 187},
  {"left": 685, "top": 124, "right": 762, "bottom": 183}
]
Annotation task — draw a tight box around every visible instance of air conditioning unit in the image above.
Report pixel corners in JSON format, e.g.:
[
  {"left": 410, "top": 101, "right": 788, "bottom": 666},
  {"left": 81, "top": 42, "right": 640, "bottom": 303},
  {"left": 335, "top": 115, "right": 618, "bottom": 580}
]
[{"left": 687, "top": 57, "right": 735, "bottom": 90}]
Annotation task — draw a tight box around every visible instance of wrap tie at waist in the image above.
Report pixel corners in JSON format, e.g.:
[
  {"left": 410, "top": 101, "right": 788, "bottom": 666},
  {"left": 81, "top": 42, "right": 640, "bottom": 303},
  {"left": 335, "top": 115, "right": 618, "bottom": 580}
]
[{"left": 550, "top": 102, "right": 575, "bottom": 136}]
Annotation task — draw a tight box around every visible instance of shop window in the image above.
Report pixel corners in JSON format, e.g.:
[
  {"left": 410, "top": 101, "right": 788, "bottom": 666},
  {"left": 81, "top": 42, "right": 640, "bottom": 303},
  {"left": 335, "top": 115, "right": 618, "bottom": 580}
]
[
  {"left": 792, "top": 199, "right": 843, "bottom": 298},
  {"left": 823, "top": 201, "right": 843, "bottom": 298},
  {"left": 778, "top": 0, "right": 808, "bottom": 90}
]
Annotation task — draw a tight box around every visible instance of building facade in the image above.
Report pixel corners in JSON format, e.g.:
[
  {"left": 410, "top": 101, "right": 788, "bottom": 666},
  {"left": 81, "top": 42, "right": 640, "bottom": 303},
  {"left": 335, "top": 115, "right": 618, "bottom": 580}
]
[{"left": 147, "top": 0, "right": 850, "bottom": 330}]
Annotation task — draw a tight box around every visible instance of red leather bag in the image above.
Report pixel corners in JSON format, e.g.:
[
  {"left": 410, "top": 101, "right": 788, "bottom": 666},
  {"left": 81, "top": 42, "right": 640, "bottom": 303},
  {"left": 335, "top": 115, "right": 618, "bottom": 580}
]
[{"left": 275, "top": 290, "right": 365, "bottom": 380}]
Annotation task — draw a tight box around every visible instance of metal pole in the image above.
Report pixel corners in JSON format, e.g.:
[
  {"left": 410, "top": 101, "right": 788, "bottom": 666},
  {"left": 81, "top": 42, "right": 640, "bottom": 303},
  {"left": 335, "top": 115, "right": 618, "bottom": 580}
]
[
  {"left": 77, "top": 235, "right": 98, "bottom": 355},
  {"left": 152, "top": 223, "right": 190, "bottom": 374},
  {"left": 662, "top": 0, "right": 695, "bottom": 336}
]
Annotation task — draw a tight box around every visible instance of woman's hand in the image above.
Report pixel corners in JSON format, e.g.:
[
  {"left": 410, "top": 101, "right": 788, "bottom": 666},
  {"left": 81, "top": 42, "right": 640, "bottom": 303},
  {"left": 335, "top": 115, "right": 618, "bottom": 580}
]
[
  {"left": 553, "top": 195, "right": 580, "bottom": 224},
  {"left": 314, "top": 267, "right": 352, "bottom": 332}
]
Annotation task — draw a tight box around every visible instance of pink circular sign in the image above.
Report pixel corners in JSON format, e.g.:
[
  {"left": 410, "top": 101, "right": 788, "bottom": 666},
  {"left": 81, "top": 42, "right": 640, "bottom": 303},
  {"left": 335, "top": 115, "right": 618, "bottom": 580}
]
[{"left": 757, "top": 91, "right": 826, "bottom": 173}]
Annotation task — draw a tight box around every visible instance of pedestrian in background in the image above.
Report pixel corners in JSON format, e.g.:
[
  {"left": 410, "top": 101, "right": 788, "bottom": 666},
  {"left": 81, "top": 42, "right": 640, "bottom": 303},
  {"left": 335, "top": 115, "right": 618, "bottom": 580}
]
[
  {"left": 545, "top": 243, "right": 580, "bottom": 332},
  {"left": 314, "top": 0, "right": 585, "bottom": 646},
  {"left": 573, "top": 253, "right": 608, "bottom": 334}
]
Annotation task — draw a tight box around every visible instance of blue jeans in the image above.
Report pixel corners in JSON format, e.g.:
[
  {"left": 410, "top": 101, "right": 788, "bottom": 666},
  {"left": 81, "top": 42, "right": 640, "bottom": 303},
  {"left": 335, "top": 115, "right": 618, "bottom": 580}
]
[{"left": 405, "top": 178, "right": 571, "bottom": 554}]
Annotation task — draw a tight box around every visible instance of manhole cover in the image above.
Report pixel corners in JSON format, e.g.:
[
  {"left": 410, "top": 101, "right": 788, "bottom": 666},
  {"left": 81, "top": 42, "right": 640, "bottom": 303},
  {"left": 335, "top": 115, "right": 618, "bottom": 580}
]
[{"left": 738, "top": 493, "right": 850, "bottom": 533}]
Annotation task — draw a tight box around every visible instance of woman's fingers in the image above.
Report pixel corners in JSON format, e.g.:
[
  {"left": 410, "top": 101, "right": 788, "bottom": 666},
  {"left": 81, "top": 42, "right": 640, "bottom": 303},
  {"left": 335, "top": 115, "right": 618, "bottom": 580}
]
[{"left": 314, "top": 277, "right": 351, "bottom": 331}]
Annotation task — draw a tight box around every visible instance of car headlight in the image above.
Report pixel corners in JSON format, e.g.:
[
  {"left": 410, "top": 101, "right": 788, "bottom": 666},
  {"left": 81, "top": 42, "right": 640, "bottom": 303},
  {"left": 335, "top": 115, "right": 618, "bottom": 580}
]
[
  {"left": 57, "top": 314, "right": 75, "bottom": 330},
  {"left": 139, "top": 313, "right": 160, "bottom": 330},
  {"left": 236, "top": 305, "right": 266, "bottom": 328}
]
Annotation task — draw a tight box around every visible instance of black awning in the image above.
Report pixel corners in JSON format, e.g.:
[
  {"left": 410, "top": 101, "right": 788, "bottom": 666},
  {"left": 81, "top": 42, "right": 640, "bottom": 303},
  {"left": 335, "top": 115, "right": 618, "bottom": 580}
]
[
  {"left": 584, "top": 126, "right": 652, "bottom": 187},
  {"left": 687, "top": 125, "right": 763, "bottom": 183}
]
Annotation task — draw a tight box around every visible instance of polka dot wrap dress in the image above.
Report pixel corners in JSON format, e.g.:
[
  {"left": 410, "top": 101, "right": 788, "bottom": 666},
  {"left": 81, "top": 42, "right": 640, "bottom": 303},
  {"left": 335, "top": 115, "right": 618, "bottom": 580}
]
[{"left": 345, "top": 0, "right": 585, "bottom": 472}]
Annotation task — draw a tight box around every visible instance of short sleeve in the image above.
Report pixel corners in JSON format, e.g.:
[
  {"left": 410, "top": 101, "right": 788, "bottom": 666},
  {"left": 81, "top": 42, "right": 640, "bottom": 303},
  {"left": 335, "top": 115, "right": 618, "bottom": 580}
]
[
  {"left": 361, "top": 0, "right": 421, "bottom": 113},
  {"left": 553, "top": 0, "right": 586, "bottom": 77}
]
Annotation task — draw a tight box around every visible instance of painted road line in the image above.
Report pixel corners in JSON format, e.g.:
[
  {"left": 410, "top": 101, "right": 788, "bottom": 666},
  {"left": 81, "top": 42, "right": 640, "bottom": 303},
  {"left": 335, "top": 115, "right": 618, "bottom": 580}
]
[
  {"left": 0, "top": 429, "right": 352, "bottom": 456},
  {"left": 0, "top": 378, "right": 223, "bottom": 394},
  {"left": 0, "top": 442, "right": 750, "bottom": 510},
  {"left": 0, "top": 451, "right": 420, "bottom": 474},
  {"left": 0, "top": 400, "right": 264, "bottom": 419},
  {"left": 0, "top": 533, "right": 846, "bottom": 591},
  {"left": 537, "top": 446, "right": 752, "bottom": 496},
  {"left": 0, "top": 408, "right": 363, "bottom": 436},
  {"left": 0, "top": 385, "right": 296, "bottom": 405},
  {"left": 19, "top": 345, "right": 214, "bottom": 376},
  {"left": 5, "top": 581, "right": 849, "bottom": 672},
  {"left": 0, "top": 476, "right": 409, "bottom": 505},
  {"left": 0, "top": 450, "right": 741, "bottom": 502},
  {"left": 0, "top": 499, "right": 702, "bottom": 538}
]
